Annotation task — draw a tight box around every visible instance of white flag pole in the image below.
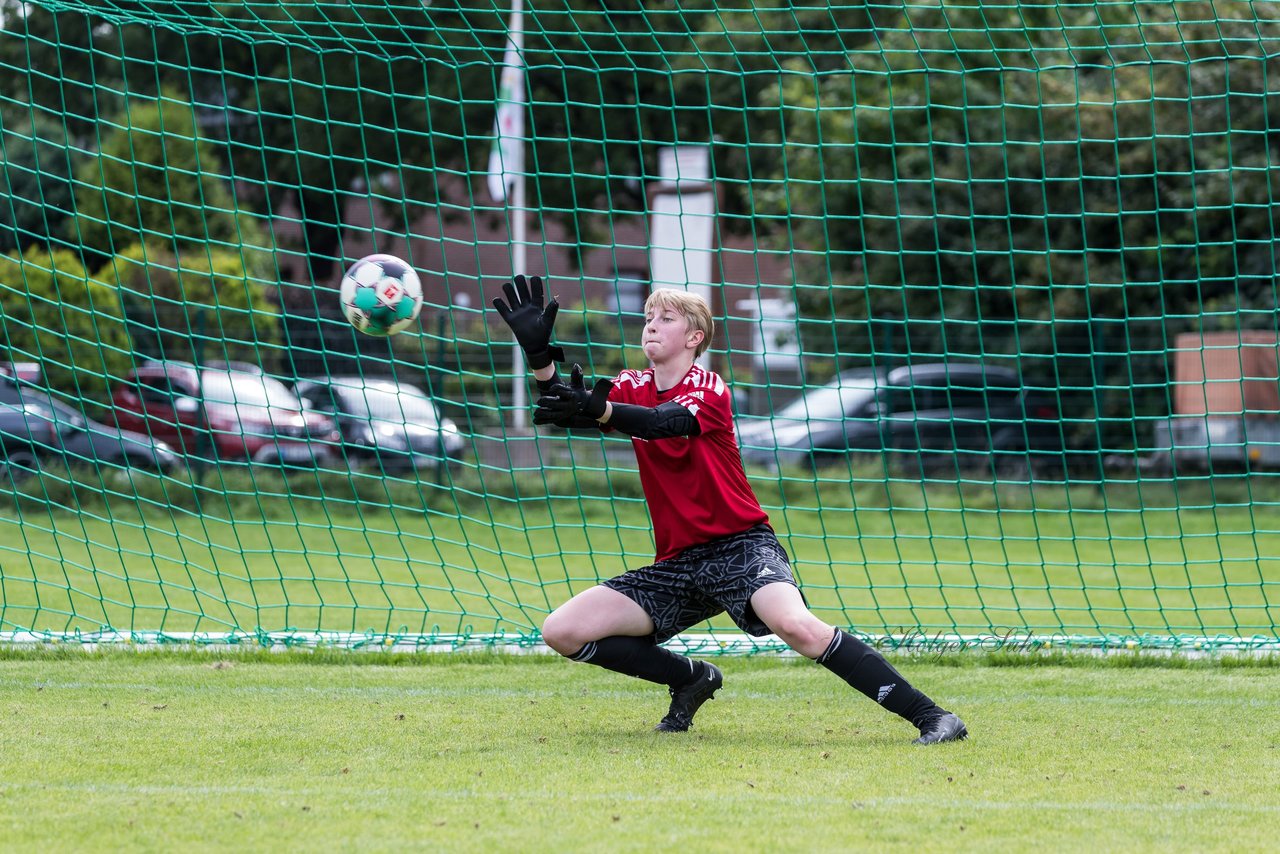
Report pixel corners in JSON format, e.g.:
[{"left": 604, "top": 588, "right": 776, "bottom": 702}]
[
  {"left": 512, "top": 127, "right": 528, "bottom": 428},
  {"left": 489, "top": 0, "right": 529, "bottom": 428},
  {"left": 511, "top": 0, "right": 527, "bottom": 428}
]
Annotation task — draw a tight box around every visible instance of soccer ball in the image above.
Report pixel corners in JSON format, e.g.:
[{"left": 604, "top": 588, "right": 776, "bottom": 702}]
[{"left": 339, "top": 254, "right": 424, "bottom": 336}]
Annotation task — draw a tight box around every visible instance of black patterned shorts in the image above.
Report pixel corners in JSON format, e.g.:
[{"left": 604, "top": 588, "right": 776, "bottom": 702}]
[{"left": 603, "top": 524, "right": 801, "bottom": 643}]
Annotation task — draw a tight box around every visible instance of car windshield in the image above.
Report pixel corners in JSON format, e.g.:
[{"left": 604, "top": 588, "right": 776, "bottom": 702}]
[
  {"left": 18, "top": 390, "right": 88, "bottom": 426},
  {"left": 201, "top": 371, "right": 299, "bottom": 408},
  {"left": 776, "top": 380, "right": 878, "bottom": 421},
  {"left": 335, "top": 383, "right": 438, "bottom": 424}
]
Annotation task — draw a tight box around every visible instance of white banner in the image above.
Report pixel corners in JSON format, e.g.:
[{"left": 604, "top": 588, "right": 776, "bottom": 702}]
[{"left": 487, "top": 3, "right": 525, "bottom": 203}]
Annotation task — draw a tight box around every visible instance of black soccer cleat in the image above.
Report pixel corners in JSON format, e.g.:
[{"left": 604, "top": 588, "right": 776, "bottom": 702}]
[
  {"left": 655, "top": 661, "right": 723, "bottom": 733},
  {"left": 913, "top": 711, "right": 968, "bottom": 745}
]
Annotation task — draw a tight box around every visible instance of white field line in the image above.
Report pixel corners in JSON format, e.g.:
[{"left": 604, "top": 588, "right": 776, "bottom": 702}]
[
  {"left": 4, "top": 679, "right": 1280, "bottom": 708},
  {"left": 3, "top": 631, "right": 1279, "bottom": 656}
]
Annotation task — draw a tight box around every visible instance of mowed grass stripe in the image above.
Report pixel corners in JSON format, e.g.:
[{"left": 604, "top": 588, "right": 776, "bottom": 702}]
[
  {"left": 2, "top": 504, "right": 1278, "bottom": 639},
  {"left": 6, "top": 782, "right": 1280, "bottom": 817}
]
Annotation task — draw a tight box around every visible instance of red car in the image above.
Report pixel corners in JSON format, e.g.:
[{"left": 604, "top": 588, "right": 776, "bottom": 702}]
[{"left": 112, "top": 361, "right": 339, "bottom": 466}]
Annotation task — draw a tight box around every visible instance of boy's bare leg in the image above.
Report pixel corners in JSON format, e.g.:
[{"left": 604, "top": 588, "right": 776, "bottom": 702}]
[
  {"left": 750, "top": 583, "right": 966, "bottom": 743},
  {"left": 543, "top": 585, "right": 722, "bottom": 731},
  {"left": 543, "top": 585, "right": 704, "bottom": 690},
  {"left": 542, "top": 585, "right": 656, "bottom": 654},
  {"left": 745, "top": 582, "right": 836, "bottom": 657}
]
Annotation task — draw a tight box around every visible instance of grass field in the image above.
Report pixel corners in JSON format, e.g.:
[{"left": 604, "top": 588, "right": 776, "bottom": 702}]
[
  {"left": 1, "top": 651, "right": 1278, "bottom": 851},
  {"left": 2, "top": 470, "right": 1278, "bottom": 849}
]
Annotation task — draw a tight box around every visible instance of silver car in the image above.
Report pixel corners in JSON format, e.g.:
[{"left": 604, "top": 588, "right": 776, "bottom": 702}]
[{"left": 294, "top": 376, "right": 465, "bottom": 473}]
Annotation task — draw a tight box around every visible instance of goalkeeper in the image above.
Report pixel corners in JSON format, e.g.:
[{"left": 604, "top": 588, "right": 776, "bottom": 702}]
[{"left": 493, "top": 275, "right": 967, "bottom": 744}]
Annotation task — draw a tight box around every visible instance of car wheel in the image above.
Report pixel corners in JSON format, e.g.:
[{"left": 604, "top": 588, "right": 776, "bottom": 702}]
[
  {"left": 126, "top": 454, "right": 176, "bottom": 476},
  {"left": 995, "top": 453, "right": 1033, "bottom": 483},
  {"left": 1032, "top": 452, "right": 1069, "bottom": 481},
  {"left": 808, "top": 450, "right": 838, "bottom": 472},
  {"left": 0, "top": 448, "right": 41, "bottom": 486},
  {"left": 192, "top": 433, "right": 220, "bottom": 464}
]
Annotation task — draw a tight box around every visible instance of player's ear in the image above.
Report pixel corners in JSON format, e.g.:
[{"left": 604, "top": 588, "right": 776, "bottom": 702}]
[{"left": 686, "top": 327, "right": 706, "bottom": 351}]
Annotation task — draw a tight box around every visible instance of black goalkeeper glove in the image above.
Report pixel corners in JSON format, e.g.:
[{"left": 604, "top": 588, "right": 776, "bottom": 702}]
[
  {"left": 491, "top": 274, "right": 565, "bottom": 370},
  {"left": 533, "top": 364, "right": 613, "bottom": 426}
]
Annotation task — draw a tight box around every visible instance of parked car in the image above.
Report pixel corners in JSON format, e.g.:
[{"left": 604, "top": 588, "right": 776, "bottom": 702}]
[
  {"left": 736, "top": 363, "right": 1077, "bottom": 478},
  {"left": 294, "top": 376, "right": 465, "bottom": 473},
  {"left": 0, "top": 376, "right": 181, "bottom": 480},
  {"left": 0, "top": 361, "right": 43, "bottom": 385},
  {"left": 111, "top": 361, "right": 339, "bottom": 466}
]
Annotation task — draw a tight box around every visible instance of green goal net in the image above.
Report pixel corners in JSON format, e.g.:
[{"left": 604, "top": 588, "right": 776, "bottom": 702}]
[{"left": 1, "top": 0, "right": 1278, "bottom": 653}]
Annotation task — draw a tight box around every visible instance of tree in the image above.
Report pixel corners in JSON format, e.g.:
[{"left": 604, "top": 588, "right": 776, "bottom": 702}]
[
  {"left": 732, "top": 0, "right": 1280, "bottom": 448},
  {"left": 0, "top": 110, "right": 84, "bottom": 255},
  {"left": 0, "top": 246, "right": 132, "bottom": 416},
  {"left": 2, "top": 0, "right": 868, "bottom": 281},
  {"left": 52, "top": 84, "right": 282, "bottom": 372},
  {"left": 95, "top": 243, "right": 283, "bottom": 373},
  {"left": 69, "top": 90, "right": 270, "bottom": 272}
]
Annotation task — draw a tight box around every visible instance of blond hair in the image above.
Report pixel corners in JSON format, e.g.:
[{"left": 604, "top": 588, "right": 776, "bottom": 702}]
[{"left": 644, "top": 288, "right": 714, "bottom": 357}]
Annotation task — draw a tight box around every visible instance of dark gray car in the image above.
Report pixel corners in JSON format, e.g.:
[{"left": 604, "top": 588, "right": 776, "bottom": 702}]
[
  {"left": 736, "top": 363, "right": 1074, "bottom": 477},
  {"left": 0, "top": 378, "right": 181, "bottom": 481}
]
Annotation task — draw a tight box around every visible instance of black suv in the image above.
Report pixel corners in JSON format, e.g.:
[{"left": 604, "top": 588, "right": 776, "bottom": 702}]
[{"left": 737, "top": 363, "right": 1076, "bottom": 478}]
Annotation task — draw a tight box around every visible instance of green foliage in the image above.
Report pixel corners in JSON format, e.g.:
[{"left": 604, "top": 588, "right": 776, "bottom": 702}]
[
  {"left": 3, "top": 1, "right": 818, "bottom": 276},
  {"left": 0, "top": 6, "right": 113, "bottom": 145},
  {"left": 732, "top": 1, "right": 1280, "bottom": 450},
  {"left": 95, "top": 244, "right": 283, "bottom": 372},
  {"left": 0, "top": 108, "right": 84, "bottom": 255},
  {"left": 68, "top": 90, "right": 270, "bottom": 266},
  {"left": 0, "top": 246, "right": 131, "bottom": 412}
]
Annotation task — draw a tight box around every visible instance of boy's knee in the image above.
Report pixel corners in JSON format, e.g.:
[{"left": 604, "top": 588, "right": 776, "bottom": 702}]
[
  {"left": 541, "top": 611, "right": 582, "bottom": 657},
  {"left": 770, "top": 614, "right": 832, "bottom": 658}
]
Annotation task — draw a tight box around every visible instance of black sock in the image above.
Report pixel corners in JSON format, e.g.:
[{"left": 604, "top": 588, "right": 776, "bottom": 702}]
[
  {"left": 817, "top": 629, "right": 940, "bottom": 729},
  {"left": 569, "top": 635, "right": 697, "bottom": 688}
]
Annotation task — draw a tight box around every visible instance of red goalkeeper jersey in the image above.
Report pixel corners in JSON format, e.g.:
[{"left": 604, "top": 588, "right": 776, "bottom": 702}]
[{"left": 609, "top": 365, "right": 769, "bottom": 562}]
